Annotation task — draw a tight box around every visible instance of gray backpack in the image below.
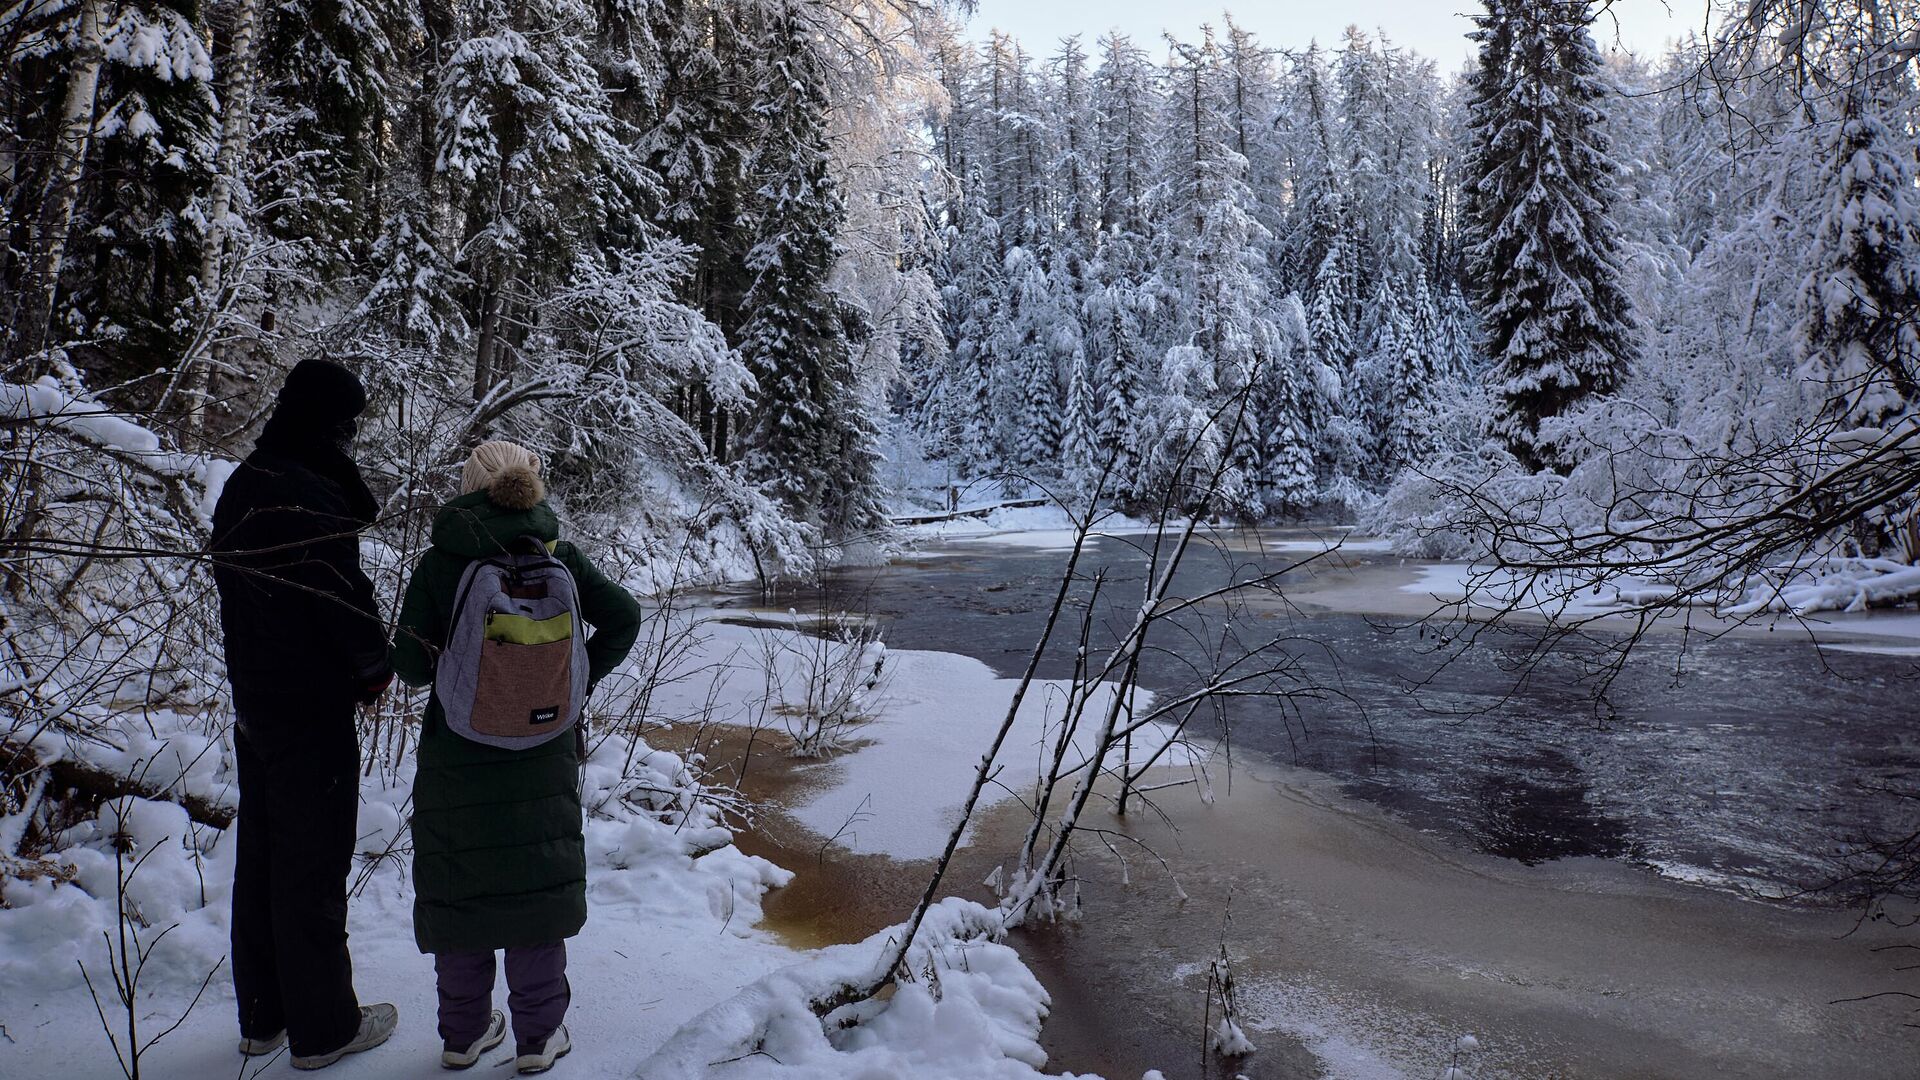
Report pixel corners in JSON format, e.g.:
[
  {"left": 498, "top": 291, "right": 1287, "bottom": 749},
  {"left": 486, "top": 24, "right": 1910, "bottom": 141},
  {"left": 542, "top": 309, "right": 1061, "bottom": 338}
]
[{"left": 438, "top": 537, "right": 588, "bottom": 750}]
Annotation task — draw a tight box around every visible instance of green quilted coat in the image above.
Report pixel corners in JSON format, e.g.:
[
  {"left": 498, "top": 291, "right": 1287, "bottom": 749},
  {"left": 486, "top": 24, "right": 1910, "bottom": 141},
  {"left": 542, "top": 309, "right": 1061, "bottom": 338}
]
[{"left": 392, "top": 492, "right": 641, "bottom": 954}]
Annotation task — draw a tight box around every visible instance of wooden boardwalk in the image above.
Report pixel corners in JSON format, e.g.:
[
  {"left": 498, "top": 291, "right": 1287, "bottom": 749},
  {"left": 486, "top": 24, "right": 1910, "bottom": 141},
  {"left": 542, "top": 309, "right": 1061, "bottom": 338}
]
[{"left": 890, "top": 498, "right": 1048, "bottom": 527}]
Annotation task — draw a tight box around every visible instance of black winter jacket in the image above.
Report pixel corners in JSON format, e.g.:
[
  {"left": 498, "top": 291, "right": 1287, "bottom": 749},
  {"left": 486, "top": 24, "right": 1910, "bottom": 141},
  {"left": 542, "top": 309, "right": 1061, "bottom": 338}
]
[{"left": 210, "top": 437, "right": 390, "bottom": 710}]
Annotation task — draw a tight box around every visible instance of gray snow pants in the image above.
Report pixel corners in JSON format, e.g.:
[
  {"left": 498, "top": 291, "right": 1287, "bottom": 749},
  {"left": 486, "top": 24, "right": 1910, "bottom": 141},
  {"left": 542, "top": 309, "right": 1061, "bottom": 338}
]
[{"left": 434, "top": 941, "right": 570, "bottom": 1053}]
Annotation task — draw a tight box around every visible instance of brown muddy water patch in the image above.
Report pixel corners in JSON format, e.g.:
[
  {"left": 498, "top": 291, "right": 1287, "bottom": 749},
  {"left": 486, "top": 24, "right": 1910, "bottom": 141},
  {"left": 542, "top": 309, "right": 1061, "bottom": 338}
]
[
  {"left": 652, "top": 720, "right": 1238, "bottom": 1074},
  {"left": 653, "top": 719, "right": 1316, "bottom": 1077},
  {"left": 652, "top": 722, "right": 971, "bottom": 950}
]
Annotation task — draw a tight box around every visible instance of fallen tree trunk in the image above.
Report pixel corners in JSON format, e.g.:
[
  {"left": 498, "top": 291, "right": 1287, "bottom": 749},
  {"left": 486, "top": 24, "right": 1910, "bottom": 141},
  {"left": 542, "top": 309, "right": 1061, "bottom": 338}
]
[{"left": 2, "top": 739, "right": 235, "bottom": 836}]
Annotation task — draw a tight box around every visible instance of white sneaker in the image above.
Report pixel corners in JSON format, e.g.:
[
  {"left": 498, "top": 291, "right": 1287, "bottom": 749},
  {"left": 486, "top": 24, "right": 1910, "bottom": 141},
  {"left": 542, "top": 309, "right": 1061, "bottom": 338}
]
[
  {"left": 291, "top": 1003, "right": 399, "bottom": 1070},
  {"left": 441, "top": 1010, "right": 506, "bottom": 1070},
  {"left": 515, "top": 1024, "right": 571, "bottom": 1075},
  {"left": 237, "top": 1029, "right": 286, "bottom": 1056}
]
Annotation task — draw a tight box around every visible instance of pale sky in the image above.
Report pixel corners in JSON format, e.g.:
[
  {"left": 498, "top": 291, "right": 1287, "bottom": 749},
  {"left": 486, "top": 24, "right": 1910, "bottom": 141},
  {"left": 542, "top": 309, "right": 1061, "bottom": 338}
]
[{"left": 963, "top": 0, "right": 1717, "bottom": 69}]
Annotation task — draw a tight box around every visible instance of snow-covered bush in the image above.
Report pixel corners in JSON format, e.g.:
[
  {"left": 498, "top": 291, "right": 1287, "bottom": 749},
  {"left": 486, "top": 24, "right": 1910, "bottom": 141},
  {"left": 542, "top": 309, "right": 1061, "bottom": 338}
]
[{"left": 752, "top": 616, "right": 889, "bottom": 758}]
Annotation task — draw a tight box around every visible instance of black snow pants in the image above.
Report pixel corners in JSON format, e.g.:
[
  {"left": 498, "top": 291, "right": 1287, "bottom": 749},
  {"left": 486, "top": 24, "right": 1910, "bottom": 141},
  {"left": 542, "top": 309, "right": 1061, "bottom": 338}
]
[{"left": 230, "top": 690, "right": 364, "bottom": 1057}]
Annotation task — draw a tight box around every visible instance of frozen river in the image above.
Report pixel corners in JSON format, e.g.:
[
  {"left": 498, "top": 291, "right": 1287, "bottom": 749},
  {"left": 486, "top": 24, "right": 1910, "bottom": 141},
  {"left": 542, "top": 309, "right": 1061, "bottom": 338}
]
[
  {"left": 766, "top": 530, "right": 1918, "bottom": 902},
  {"left": 715, "top": 528, "right": 1920, "bottom": 1078}
]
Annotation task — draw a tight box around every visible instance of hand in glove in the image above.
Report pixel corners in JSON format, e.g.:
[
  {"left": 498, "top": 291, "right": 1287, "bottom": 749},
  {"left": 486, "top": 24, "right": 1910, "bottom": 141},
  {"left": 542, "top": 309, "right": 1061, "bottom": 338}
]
[{"left": 357, "top": 672, "right": 394, "bottom": 705}]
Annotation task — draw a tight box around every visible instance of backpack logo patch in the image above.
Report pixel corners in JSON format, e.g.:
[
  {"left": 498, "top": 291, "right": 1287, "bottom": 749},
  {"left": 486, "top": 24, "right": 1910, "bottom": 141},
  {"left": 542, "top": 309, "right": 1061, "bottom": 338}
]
[{"left": 530, "top": 707, "right": 560, "bottom": 726}]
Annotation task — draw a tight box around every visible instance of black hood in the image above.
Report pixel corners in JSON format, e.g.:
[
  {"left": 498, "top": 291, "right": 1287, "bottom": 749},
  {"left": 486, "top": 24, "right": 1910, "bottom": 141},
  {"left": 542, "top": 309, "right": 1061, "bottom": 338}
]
[
  {"left": 252, "top": 358, "right": 378, "bottom": 526},
  {"left": 257, "top": 358, "right": 367, "bottom": 449}
]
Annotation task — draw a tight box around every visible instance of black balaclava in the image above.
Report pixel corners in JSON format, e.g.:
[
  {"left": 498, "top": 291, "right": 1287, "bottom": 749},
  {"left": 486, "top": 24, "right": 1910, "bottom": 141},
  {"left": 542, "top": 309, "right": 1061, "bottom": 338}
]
[{"left": 254, "top": 358, "right": 378, "bottom": 526}]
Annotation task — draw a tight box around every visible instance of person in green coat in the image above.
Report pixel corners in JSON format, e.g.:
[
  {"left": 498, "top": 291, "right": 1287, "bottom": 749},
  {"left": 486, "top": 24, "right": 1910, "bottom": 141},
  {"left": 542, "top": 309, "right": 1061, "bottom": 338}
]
[{"left": 392, "top": 441, "right": 641, "bottom": 1075}]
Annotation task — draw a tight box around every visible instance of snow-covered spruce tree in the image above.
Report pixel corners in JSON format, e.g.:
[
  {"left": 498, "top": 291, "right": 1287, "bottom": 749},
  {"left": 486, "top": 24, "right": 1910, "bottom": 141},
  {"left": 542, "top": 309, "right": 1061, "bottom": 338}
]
[
  {"left": 1060, "top": 343, "right": 1097, "bottom": 495},
  {"left": 1307, "top": 241, "right": 1357, "bottom": 376},
  {"left": 998, "top": 245, "right": 1063, "bottom": 486},
  {"left": 1351, "top": 275, "right": 1405, "bottom": 481},
  {"left": 435, "top": 0, "right": 647, "bottom": 407},
  {"left": 936, "top": 167, "right": 1005, "bottom": 479},
  {"left": 1464, "top": 0, "right": 1635, "bottom": 473},
  {"left": 1150, "top": 29, "right": 1286, "bottom": 517},
  {"left": 1439, "top": 280, "right": 1483, "bottom": 379},
  {"left": 640, "top": 0, "right": 761, "bottom": 360},
  {"left": 734, "top": 1, "right": 881, "bottom": 532},
  {"left": 1084, "top": 233, "right": 1154, "bottom": 504},
  {"left": 251, "top": 0, "right": 399, "bottom": 272},
  {"left": 1382, "top": 272, "right": 1445, "bottom": 475},
  {"left": 1256, "top": 295, "right": 1321, "bottom": 515},
  {"left": 1798, "top": 89, "right": 1920, "bottom": 433},
  {"left": 1794, "top": 86, "right": 1920, "bottom": 558}
]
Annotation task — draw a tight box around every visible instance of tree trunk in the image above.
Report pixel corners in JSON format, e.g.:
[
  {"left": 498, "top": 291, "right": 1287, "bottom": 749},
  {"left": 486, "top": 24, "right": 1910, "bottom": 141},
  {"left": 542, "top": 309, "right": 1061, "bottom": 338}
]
[
  {"left": 173, "top": 0, "right": 264, "bottom": 435},
  {"left": 13, "top": 0, "right": 106, "bottom": 372},
  {"left": 473, "top": 273, "right": 503, "bottom": 403}
]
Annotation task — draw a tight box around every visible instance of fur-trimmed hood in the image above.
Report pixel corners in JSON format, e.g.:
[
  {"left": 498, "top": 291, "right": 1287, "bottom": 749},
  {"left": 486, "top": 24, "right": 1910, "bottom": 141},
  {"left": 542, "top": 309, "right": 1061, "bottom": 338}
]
[{"left": 429, "top": 489, "right": 559, "bottom": 558}]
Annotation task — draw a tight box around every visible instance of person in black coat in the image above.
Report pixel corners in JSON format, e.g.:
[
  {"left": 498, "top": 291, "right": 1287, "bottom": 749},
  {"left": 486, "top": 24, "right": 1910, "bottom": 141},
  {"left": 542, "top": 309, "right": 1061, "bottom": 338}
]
[{"left": 209, "top": 358, "right": 399, "bottom": 1070}]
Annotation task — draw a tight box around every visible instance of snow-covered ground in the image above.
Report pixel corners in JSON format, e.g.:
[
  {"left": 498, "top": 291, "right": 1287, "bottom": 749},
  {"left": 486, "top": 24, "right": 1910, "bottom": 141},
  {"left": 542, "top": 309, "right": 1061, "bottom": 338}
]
[
  {"left": 1403, "top": 561, "right": 1920, "bottom": 653},
  {"left": 770, "top": 641, "right": 1189, "bottom": 860},
  {"left": 0, "top": 610, "right": 1180, "bottom": 1079},
  {"left": 0, "top": 737, "right": 801, "bottom": 1078}
]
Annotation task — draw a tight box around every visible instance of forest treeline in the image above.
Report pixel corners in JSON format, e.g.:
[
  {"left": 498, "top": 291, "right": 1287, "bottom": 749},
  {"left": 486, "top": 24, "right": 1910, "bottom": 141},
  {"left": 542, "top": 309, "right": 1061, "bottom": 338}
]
[
  {"left": 2, "top": 0, "right": 1916, "bottom": 574},
  {"left": 909, "top": 2, "right": 1918, "bottom": 555}
]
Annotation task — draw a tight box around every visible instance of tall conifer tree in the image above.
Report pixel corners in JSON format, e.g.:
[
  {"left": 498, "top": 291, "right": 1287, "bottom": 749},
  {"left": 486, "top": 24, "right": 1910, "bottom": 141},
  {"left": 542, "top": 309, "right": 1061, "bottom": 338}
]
[{"left": 1464, "top": 0, "right": 1635, "bottom": 472}]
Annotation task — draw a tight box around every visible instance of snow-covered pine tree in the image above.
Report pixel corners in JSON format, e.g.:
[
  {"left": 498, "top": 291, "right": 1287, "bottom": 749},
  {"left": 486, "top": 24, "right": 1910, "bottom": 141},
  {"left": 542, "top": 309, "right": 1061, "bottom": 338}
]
[
  {"left": 1061, "top": 343, "right": 1097, "bottom": 495},
  {"left": 1093, "top": 33, "right": 1158, "bottom": 237},
  {"left": 1381, "top": 272, "right": 1444, "bottom": 474},
  {"left": 735, "top": 1, "right": 867, "bottom": 526},
  {"left": 1798, "top": 89, "right": 1920, "bottom": 431},
  {"left": 1464, "top": 0, "right": 1636, "bottom": 473}
]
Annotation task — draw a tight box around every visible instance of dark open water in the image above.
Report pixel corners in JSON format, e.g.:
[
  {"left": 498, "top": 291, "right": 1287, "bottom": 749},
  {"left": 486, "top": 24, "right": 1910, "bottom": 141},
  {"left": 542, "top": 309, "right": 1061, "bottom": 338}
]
[{"left": 721, "top": 531, "right": 1920, "bottom": 902}]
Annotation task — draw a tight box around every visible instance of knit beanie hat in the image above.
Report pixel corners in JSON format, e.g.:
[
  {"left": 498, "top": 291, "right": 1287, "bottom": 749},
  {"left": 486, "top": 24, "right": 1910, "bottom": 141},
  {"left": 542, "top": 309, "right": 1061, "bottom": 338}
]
[{"left": 460, "top": 440, "right": 546, "bottom": 511}]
